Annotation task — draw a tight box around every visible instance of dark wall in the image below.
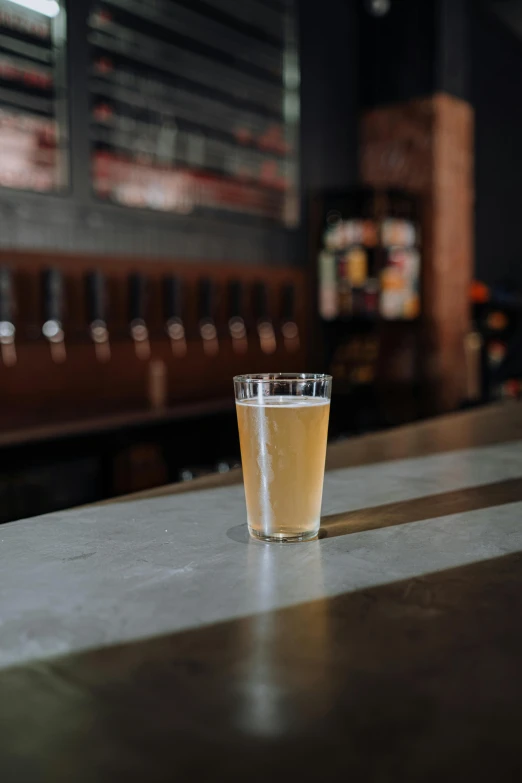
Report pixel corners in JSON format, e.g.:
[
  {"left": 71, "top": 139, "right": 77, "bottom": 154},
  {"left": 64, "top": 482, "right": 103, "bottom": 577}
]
[
  {"left": 473, "top": 6, "right": 522, "bottom": 287},
  {"left": 299, "top": 0, "right": 358, "bottom": 193},
  {"left": 358, "top": 0, "right": 469, "bottom": 109},
  {"left": 359, "top": 0, "right": 436, "bottom": 109},
  {"left": 436, "top": 0, "right": 470, "bottom": 101}
]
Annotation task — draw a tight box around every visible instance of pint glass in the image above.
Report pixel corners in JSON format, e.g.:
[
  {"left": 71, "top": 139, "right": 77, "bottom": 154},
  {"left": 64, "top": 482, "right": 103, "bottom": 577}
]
[{"left": 234, "top": 373, "right": 332, "bottom": 542}]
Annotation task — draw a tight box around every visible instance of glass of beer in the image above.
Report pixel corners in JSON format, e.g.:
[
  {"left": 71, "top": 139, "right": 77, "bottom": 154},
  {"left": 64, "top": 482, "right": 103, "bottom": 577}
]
[{"left": 234, "top": 373, "right": 332, "bottom": 542}]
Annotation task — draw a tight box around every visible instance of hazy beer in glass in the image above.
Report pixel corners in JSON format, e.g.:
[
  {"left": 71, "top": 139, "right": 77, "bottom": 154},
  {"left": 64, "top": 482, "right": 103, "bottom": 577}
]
[{"left": 234, "top": 374, "right": 332, "bottom": 542}]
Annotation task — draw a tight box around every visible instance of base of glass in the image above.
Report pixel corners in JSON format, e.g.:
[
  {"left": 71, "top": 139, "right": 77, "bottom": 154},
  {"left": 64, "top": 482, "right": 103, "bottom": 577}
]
[{"left": 249, "top": 527, "right": 319, "bottom": 543}]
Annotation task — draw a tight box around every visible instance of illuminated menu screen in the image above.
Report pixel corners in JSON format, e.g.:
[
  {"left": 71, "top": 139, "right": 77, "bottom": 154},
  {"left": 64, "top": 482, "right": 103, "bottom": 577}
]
[
  {"left": 88, "top": 0, "right": 299, "bottom": 226},
  {"left": 0, "top": 0, "right": 68, "bottom": 193}
]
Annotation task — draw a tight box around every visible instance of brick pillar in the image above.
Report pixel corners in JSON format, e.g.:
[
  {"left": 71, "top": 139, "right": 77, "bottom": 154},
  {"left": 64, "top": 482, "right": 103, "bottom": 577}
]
[{"left": 360, "top": 92, "right": 474, "bottom": 413}]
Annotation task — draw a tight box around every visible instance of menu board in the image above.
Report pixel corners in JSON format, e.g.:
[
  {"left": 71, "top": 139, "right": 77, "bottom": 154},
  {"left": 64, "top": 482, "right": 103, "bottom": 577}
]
[
  {"left": 88, "top": 0, "right": 300, "bottom": 226},
  {"left": 0, "top": 0, "right": 68, "bottom": 193}
]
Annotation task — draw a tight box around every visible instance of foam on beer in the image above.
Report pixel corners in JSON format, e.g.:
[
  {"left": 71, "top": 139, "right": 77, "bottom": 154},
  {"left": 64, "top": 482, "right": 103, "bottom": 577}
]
[{"left": 237, "top": 395, "right": 329, "bottom": 407}]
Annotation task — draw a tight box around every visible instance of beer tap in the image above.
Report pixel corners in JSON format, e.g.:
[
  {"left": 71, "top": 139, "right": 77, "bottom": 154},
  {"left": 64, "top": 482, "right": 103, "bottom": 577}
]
[
  {"left": 0, "top": 266, "right": 16, "bottom": 367},
  {"left": 129, "top": 273, "right": 151, "bottom": 361},
  {"left": 198, "top": 277, "right": 219, "bottom": 357},
  {"left": 281, "top": 283, "right": 300, "bottom": 353},
  {"left": 163, "top": 275, "right": 187, "bottom": 358},
  {"left": 253, "top": 281, "right": 276, "bottom": 355},
  {"left": 86, "top": 271, "right": 110, "bottom": 363},
  {"left": 41, "top": 268, "right": 66, "bottom": 363},
  {"left": 228, "top": 279, "right": 248, "bottom": 354}
]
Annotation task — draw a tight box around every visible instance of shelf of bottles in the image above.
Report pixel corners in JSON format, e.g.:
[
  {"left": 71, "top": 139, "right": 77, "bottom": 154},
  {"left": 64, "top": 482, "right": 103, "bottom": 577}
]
[
  {"left": 0, "top": 0, "right": 68, "bottom": 193},
  {"left": 471, "top": 281, "right": 522, "bottom": 402},
  {"left": 88, "top": 0, "right": 300, "bottom": 226},
  {"left": 318, "top": 190, "right": 422, "bottom": 323},
  {"left": 316, "top": 190, "right": 422, "bottom": 393}
]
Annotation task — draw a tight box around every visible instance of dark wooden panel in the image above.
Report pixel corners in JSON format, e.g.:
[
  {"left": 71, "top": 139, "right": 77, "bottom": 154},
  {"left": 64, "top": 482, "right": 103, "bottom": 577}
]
[{"left": 0, "top": 249, "right": 309, "bottom": 430}]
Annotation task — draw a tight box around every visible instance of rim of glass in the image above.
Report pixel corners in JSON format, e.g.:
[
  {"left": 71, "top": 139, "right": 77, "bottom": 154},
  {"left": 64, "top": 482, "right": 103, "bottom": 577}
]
[{"left": 234, "top": 373, "right": 332, "bottom": 383}]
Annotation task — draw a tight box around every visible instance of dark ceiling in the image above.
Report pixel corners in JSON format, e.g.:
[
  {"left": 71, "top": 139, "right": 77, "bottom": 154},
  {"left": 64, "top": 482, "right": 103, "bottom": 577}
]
[{"left": 487, "top": 0, "right": 522, "bottom": 39}]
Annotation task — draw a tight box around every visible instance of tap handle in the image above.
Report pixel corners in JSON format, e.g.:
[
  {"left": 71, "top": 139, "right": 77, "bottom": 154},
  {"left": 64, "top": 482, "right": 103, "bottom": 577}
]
[
  {"left": 198, "top": 278, "right": 219, "bottom": 356},
  {"left": 254, "top": 281, "right": 276, "bottom": 354},
  {"left": 280, "top": 282, "right": 299, "bottom": 352},
  {"left": 228, "top": 280, "right": 243, "bottom": 320},
  {"left": 41, "top": 268, "right": 66, "bottom": 362},
  {"left": 164, "top": 276, "right": 183, "bottom": 321},
  {"left": 129, "top": 273, "right": 147, "bottom": 323},
  {"left": 86, "top": 271, "right": 107, "bottom": 324},
  {"left": 281, "top": 283, "right": 296, "bottom": 322},
  {"left": 164, "top": 276, "right": 186, "bottom": 357},
  {"left": 0, "top": 267, "right": 14, "bottom": 324},
  {"left": 128, "top": 274, "right": 150, "bottom": 360},
  {"left": 198, "top": 278, "right": 214, "bottom": 322},
  {"left": 0, "top": 267, "right": 16, "bottom": 365},
  {"left": 253, "top": 281, "right": 269, "bottom": 322},
  {"left": 42, "top": 268, "right": 64, "bottom": 324},
  {"left": 228, "top": 279, "right": 247, "bottom": 353}
]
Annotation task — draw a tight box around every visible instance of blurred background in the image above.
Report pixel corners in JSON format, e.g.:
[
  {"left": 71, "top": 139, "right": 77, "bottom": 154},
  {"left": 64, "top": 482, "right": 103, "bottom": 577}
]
[{"left": 0, "top": 0, "right": 520, "bottom": 521}]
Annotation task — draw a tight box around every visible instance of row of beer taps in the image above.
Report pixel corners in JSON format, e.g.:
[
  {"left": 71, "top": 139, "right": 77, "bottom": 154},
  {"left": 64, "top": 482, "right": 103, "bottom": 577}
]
[{"left": 0, "top": 268, "right": 300, "bottom": 367}]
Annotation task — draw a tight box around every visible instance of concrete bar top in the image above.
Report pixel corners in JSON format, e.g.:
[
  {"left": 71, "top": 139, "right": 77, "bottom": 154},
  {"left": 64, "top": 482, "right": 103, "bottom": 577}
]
[{"left": 0, "top": 402, "right": 521, "bottom": 782}]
